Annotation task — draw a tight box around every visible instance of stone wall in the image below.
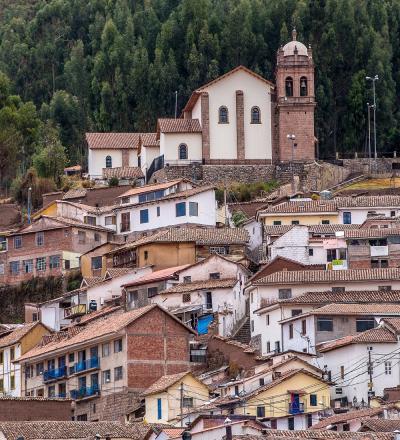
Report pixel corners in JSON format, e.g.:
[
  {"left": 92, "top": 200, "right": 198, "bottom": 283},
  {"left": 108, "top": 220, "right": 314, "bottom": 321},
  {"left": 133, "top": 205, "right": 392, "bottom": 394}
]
[
  {"left": 202, "top": 165, "right": 275, "bottom": 185},
  {"left": 341, "top": 157, "right": 400, "bottom": 174}
]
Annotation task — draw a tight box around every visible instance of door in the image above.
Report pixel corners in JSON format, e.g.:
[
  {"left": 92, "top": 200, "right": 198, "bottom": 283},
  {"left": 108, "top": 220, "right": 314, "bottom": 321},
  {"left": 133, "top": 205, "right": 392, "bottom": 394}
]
[
  {"left": 206, "top": 292, "right": 212, "bottom": 309},
  {"left": 290, "top": 393, "right": 300, "bottom": 413}
]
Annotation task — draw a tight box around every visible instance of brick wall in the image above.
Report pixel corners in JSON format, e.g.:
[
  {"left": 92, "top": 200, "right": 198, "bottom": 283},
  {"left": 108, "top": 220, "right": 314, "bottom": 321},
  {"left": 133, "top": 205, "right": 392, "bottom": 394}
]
[
  {"left": 236, "top": 90, "right": 245, "bottom": 160},
  {"left": 126, "top": 307, "right": 193, "bottom": 391},
  {"left": 0, "top": 399, "right": 71, "bottom": 421}
]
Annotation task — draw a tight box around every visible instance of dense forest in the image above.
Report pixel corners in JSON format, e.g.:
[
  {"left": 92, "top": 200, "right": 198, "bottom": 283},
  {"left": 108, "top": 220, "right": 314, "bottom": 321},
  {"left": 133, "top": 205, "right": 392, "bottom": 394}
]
[{"left": 0, "top": 0, "right": 400, "bottom": 191}]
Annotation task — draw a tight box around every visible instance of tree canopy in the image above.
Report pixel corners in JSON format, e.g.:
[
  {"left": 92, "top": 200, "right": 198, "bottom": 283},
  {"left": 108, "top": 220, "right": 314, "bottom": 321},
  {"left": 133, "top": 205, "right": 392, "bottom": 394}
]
[{"left": 0, "top": 0, "right": 400, "bottom": 188}]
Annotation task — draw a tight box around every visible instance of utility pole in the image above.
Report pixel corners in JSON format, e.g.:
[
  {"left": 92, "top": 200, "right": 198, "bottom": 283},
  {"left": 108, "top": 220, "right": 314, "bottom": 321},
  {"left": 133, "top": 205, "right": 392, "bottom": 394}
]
[
  {"left": 366, "top": 75, "right": 379, "bottom": 170},
  {"left": 27, "top": 187, "right": 32, "bottom": 224},
  {"left": 367, "top": 103, "right": 371, "bottom": 174},
  {"left": 367, "top": 346, "right": 374, "bottom": 406},
  {"left": 174, "top": 91, "right": 178, "bottom": 119},
  {"left": 287, "top": 134, "right": 296, "bottom": 193},
  {"left": 180, "top": 382, "right": 184, "bottom": 427},
  {"left": 224, "top": 187, "right": 228, "bottom": 226}
]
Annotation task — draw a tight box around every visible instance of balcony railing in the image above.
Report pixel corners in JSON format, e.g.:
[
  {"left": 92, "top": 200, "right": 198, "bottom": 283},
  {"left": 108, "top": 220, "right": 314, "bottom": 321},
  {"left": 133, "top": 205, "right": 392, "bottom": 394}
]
[
  {"left": 43, "top": 366, "right": 67, "bottom": 382},
  {"left": 289, "top": 402, "right": 304, "bottom": 414},
  {"left": 64, "top": 304, "right": 86, "bottom": 318},
  {"left": 74, "top": 357, "right": 99, "bottom": 374},
  {"left": 70, "top": 384, "right": 99, "bottom": 400}
]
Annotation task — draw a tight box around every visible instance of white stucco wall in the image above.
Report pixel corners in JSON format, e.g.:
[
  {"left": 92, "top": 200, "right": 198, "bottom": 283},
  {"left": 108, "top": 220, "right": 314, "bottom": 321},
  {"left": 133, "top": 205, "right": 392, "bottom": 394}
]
[
  {"left": 338, "top": 208, "right": 399, "bottom": 224},
  {"left": 202, "top": 69, "right": 273, "bottom": 160},
  {"left": 243, "top": 220, "right": 263, "bottom": 251},
  {"left": 0, "top": 344, "right": 21, "bottom": 397},
  {"left": 270, "top": 226, "right": 309, "bottom": 263},
  {"left": 160, "top": 132, "right": 202, "bottom": 163},
  {"left": 140, "top": 146, "right": 160, "bottom": 174},
  {"left": 88, "top": 149, "right": 123, "bottom": 178}
]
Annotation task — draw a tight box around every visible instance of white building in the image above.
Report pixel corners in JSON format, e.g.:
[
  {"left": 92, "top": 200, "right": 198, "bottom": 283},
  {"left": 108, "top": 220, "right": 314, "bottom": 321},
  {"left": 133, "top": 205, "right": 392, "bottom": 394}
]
[
  {"left": 318, "top": 317, "right": 400, "bottom": 406},
  {"left": 247, "top": 268, "right": 400, "bottom": 356}
]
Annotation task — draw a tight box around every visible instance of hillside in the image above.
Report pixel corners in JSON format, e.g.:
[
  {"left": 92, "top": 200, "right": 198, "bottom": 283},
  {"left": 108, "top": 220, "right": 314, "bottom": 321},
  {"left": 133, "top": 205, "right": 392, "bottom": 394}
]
[{"left": 0, "top": 0, "right": 400, "bottom": 189}]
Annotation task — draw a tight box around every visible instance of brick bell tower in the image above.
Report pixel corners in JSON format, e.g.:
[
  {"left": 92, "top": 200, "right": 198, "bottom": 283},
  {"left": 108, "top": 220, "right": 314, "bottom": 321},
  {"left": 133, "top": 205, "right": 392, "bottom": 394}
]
[{"left": 275, "top": 28, "right": 316, "bottom": 162}]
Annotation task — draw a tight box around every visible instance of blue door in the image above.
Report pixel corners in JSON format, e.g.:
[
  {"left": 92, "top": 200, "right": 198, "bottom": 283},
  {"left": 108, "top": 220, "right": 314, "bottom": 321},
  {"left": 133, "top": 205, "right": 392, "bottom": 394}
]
[{"left": 157, "top": 398, "right": 162, "bottom": 419}]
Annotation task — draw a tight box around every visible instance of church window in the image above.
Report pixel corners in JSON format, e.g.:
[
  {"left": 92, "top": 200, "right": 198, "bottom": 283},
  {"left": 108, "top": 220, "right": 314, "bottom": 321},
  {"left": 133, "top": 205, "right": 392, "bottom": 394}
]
[
  {"left": 285, "top": 77, "right": 293, "bottom": 97},
  {"left": 179, "top": 144, "right": 188, "bottom": 160},
  {"left": 105, "top": 155, "right": 112, "bottom": 168},
  {"left": 251, "top": 106, "right": 261, "bottom": 124},
  {"left": 300, "top": 77, "right": 308, "bottom": 96},
  {"left": 219, "top": 106, "right": 229, "bottom": 123}
]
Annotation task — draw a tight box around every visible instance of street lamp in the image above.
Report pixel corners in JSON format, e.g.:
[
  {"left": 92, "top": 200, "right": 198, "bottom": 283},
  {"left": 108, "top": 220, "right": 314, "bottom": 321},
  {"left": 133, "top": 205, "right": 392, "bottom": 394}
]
[
  {"left": 366, "top": 75, "right": 379, "bottom": 164},
  {"left": 287, "top": 134, "right": 296, "bottom": 192}
]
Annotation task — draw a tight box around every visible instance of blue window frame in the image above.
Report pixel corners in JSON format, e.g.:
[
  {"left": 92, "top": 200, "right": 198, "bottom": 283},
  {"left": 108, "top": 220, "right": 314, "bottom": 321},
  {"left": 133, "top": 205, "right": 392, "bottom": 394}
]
[
  {"left": 343, "top": 212, "right": 352, "bottom": 224},
  {"left": 310, "top": 394, "right": 317, "bottom": 406},
  {"left": 157, "top": 398, "right": 162, "bottom": 419},
  {"left": 140, "top": 209, "right": 149, "bottom": 224},
  {"left": 176, "top": 202, "right": 186, "bottom": 217},
  {"left": 189, "top": 202, "right": 198, "bottom": 217},
  {"left": 105, "top": 155, "right": 112, "bottom": 168}
]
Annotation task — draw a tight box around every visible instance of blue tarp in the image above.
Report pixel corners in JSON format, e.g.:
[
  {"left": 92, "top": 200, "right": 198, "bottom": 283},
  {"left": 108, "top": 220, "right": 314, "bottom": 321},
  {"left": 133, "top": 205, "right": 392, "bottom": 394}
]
[{"left": 197, "top": 314, "right": 214, "bottom": 334}]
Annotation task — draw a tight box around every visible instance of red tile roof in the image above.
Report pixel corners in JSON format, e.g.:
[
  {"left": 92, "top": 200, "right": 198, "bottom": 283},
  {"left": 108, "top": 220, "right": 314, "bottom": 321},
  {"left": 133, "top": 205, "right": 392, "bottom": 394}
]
[
  {"left": 102, "top": 166, "right": 144, "bottom": 180},
  {"left": 118, "top": 179, "right": 184, "bottom": 198},
  {"left": 141, "top": 133, "right": 158, "bottom": 147},
  {"left": 157, "top": 118, "right": 202, "bottom": 133},
  {"left": 142, "top": 371, "right": 191, "bottom": 396},
  {"left": 159, "top": 278, "right": 238, "bottom": 295},
  {"left": 311, "top": 407, "right": 386, "bottom": 429},
  {"left": 122, "top": 265, "right": 191, "bottom": 288},
  {"left": 312, "top": 303, "right": 400, "bottom": 315},
  {"left": 86, "top": 132, "right": 145, "bottom": 149},
  {"left": 0, "top": 323, "right": 45, "bottom": 349}
]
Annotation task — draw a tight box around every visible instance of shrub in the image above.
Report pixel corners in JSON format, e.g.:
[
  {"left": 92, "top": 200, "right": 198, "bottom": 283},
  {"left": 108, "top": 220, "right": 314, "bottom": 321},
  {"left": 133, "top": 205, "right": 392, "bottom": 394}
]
[{"left": 108, "top": 176, "right": 119, "bottom": 187}]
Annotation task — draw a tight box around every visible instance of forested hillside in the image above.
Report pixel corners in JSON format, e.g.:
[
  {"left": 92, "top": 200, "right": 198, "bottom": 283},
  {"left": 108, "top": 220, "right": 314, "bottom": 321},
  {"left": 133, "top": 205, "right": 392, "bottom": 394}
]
[{"left": 0, "top": 0, "right": 400, "bottom": 190}]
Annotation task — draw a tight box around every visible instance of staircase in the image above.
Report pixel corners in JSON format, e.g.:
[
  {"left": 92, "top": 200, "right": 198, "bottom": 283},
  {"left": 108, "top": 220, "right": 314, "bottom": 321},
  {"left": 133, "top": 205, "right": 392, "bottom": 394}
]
[{"left": 231, "top": 317, "right": 251, "bottom": 345}]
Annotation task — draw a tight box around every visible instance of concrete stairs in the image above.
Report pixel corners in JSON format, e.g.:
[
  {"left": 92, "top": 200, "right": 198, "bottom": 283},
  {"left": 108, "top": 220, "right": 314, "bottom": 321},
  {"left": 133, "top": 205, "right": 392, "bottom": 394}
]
[{"left": 231, "top": 317, "right": 251, "bottom": 345}]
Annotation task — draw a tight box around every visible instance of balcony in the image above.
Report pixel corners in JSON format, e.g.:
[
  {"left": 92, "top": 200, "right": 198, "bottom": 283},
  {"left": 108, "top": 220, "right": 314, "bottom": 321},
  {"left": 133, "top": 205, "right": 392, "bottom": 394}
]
[
  {"left": 70, "top": 384, "right": 99, "bottom": 400},
  {"left": 370, "top": 245, "right": 389, "bottom": 257},
  {"left": 73, "top": 357, "right": 100, "bottom": 374},
  {"left": 43, "top": 366, "right": 67, "bottom": 383},
  {"left": 288, "top": 402, "right": 304, "bottom": 414},
  {"left": 64, "top": 304, "right": 86, "bottom": 319}
]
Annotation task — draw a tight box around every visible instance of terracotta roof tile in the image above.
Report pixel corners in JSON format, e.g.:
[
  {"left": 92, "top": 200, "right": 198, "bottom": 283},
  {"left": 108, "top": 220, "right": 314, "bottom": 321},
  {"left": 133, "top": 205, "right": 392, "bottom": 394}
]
[
  {"left": 141, "top": 133, "right": 158, "bottom": 147},
  {"left": 0, "top": 421, "right": 148, "bottom": 439},
  {"left": 253, "top": 268, "right": 400, "bottom": 285},
  {"left": 142, "top": 371, "right": 191, "bottom": 396},
  {"left": 234, "top": 431, "right": 393, "bottom": 439},
  {"left": 81, "top": 276, "right": 103, "bottom": 287},
  {"left": 381, "top": 317, "right": 400, "bottom": 332},
  {"left": 159, "top": 278, "right": 238, "bottom": 295},
  {"left": 157, "top": 118, "right": 202, "bottom": 133},
  {"left": 105, "top": 267, "right": 136, "bottom": 278},
  {"left": 0, "top": 323, "right": 44, "bottom": 349},
  {"left": 118, "top": 179, "right": 184, "bottom": 197},
  {"left": 102, "top": 166, "right": 144, "bottom": 179},
  {"left": 62, "top": 188, "right": 87, "bottom": 199},
  {"left": 311, "top": 407, "right": 386, "bottom": 429},
  {"left": 122, "top": 265, "right": 191, "bottom": 288},
  {"left": 312, "top": 303, "right": 400, "bottom": 315},
  {"left": 86, "top": 132, "right": 145, "bottom": 149},
  {"left": 345, "top": 228, "right": 400, "bottom": 238},
  {"left": 360, "top": 419, "right": 400, "bottom": 432},
  {"left": 263, "top": 224, "right": 359, "bottom": 236}
]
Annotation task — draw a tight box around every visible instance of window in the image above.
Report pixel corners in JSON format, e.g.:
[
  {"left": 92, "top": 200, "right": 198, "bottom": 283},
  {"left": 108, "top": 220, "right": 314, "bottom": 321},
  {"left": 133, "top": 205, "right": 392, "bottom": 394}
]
[
  {"left": 259, "top": 378, "right": 265, "bottom": 386},
  {"left": 288, "top": 417, "right": 294, "bottom": 430},
  {"left": 48, "top": 385, "right": 55, "bottom": 398},
  {"left": 308, "top": 248, "right": 314, "bottom": 256},
  {"left": 273, "top": 220, "right": 281, "bottom": 225},
  {"left": 114, "top": 339, "right": 123, "bottom": 353},
  {"left": 140, "top": 209, "right": 149, "bottom": 224},
  {"left": 36, "top": 362, "right": 44, "bottom": 376},
  {"left": 36, "top": 232, "right": 44, "bottom": 246},
  {"left": 210, "top": 272, "right": 220, "bottom": 280},
  {"left": 105, "top": 155, "right": 112, "bottom": 168},
  {"left": 36, "top": 257, "right": 46, "bottom": 272},
  {"left": 157, "top": 206, "right": 160, "bottom": 217},
  {"left": 10, "top": 261, "right": 20, "bottom": 275},
  {"left": 0, "top": 379, "right": 3, "bottom": 392},
  {"left": 102, "top": 343, "right": 110, "bottom": 357},
  {"left": 176, "top": 202, "right": 186, "bottom": 217},
  {"left": 266, "top": 315, "right": 270, "bottom": 326},
  {"left": 189, "top": 202, "right": 198, "bottom": 217},
  {"left": 105, "top": 216, "right": 116, "bottom": 226},
  {"left": 102, "top": 369, "right": 111, "bottom": 384},
  {"left": 219, "top": 106, "right": 229, "bottom": 123},
  {"left": 147, "top": 286, "right": 158, "bottom": 298},
  {"left": 271, "top": 420, "right": 277, "bottom": 429},
  {"left": 144, "top": 250, "right": 149, "bottom": 260},
  {"left": 0, "top": 264, "right": 3, "bottom": 275},
  {"left": 121, "top": 197, "right": 130, "bottom": 204},
  {"left": 183, "top": 293, "right": 191, "bottom": 303},
  {"left": 120, "top": 212, "right": 130, "bottom": 232},
  {"left": 10, "top": 347, "right": 15, "bottom": 361},
  {"left": 356, "top": 319, "right": 375, "bottom": 332},
  {"left": 114, "top": 366, "right": 123, "bottom": 381},
  {"left": 266, "top": 341, "right": 271, "bottom": 353},
  {"left": 157, "top": 398, "right": 162, "bottom": 420},
  {"left": 301, "top": 319, "right": 307, "bottom": 335},
  {"left": 251, "top": 320, "right": 254, "bottom": 332},
  {"left": 289, "top": 324, "right": 293, "bottom": 339},
  {"left": 391, "top": 210, "right": 396, "bottom": 217},
  {"left": 343, "top": 212, "right": 352, "bottom": 224},
  {"left": 183, "top": 397, "right": 193, "bottom": 408},
  {"left": 291, "top": 220, "right": 300, "bottom": 225},
  {"left": 326, "top": 249, "right": 336, "bottom": 262},
  {"left": 385, "top": 361, "right": 392, "bottom": 375},
  {"left": 210, "top": 246, "right": 227, "bottom": 255},
  {"left": 0, "top": 352, "right": 3, "bottom": 365},
  {"left": 179, "top": 143, "right": 188, "bottom": 160},
  {"left": 91, "top": 256, "right": 102, "bottom": 270},
  {"left": 379, "top": 286, "right": 392, "bottom": 291},
  {"left": 58, "top": 383, "right": 66, "bottom": 397},
  {"left": 291, "top": 309, "right": 302, "bottom": 316},
  {"left": 183, "top": 276, "right": 191, "bottom": 283},
  {"left": 78, "top": 231, "right": 86, "bottom": 244},
  {"left": 24, "top": 260, "right": 33, "bottom": 274},
  {"left": 300, "top": 76, "right": 308, "bottom": 96},
  {"left": 256, "top": 406, "right": 265, "bottom": 418},
  {"left": 14, "top": 236, "right": 22, "bottom": 249},
  {"left": 322, "top": 219, "right": 330, "bottom": 225},
  {"left": 68, "top": 353, "right": 74, "bottom": 363},
  {"left": 251, "top": 106, "right": 261, "bottom": 124},
  {"left": 49, "top": 255, "right": 60, "bottom": 269},
  {"left": 94, "top": 232, "right": 101, "bottom": 242},
  {"left": 10, "top": 373, "right": 15, "bottom": 390},
  {"left": 317, "top": 317, "right": 333, "bottom": 332},
  {"left": 77, "top": 414, "right": 87, "bottom": 421},
  {"left": 206, "top": 292, "right": 212, "bottom": 309},
  {"left": 278, "top": 289, "right": 292, "bottom": 299},
  {"left": 84, "top": 216, "right": 96, "bottom": 226},
  {"left": 285, "top": 77, "right": 293, "bottom": 97},
  {"left": 64, "top": 260, "right": 70, "bottom": 270},
  {"left": 275, "top": 341, "right": 280, "bottom": 353},
  {"left": 307, "top": 413, "right": 313, "bottom": 428},
  {"left": 310, "top": 394, "right": 317, "bottom": 406},
  {"left": 32, "top": 313, "right": 38, "bottom": 321}
]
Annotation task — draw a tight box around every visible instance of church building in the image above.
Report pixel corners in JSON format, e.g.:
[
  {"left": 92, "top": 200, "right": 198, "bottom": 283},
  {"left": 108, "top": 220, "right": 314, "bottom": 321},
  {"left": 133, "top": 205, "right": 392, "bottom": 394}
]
[{"left": 87, "top": 30, "right": 316, "bottom": 181}]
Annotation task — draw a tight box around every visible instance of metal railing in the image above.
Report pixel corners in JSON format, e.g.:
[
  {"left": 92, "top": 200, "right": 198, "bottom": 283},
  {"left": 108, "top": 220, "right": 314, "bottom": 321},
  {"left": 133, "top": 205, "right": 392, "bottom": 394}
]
[
  {"left": 43, "top": 366, "right": 67, "bottom": 382},
  {"left": 70, "top": 384, "right": 99, "bottom": 400},
  {"left": 146, "top": 154, "right": 164, "bottom": 182},
  {"left": 288, "top": 402, "right": 305, "bottom": 414},
  {"left": 74, "top": 357, "right": 99, "bottom": 374}
]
